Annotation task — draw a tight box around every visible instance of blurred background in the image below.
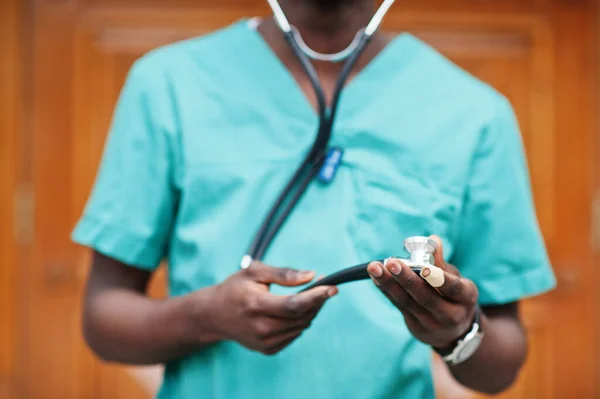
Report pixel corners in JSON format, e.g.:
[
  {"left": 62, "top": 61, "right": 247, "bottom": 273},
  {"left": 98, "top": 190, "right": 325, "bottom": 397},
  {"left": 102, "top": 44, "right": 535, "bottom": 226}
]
[{"left": 1, "top": 0, "right": 598, "bottom": 398}]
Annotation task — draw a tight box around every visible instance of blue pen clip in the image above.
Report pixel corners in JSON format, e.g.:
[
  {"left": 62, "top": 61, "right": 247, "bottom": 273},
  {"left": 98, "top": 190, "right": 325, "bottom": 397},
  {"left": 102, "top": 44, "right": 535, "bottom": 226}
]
[{"left": 317, "top": 147, "right": 344, "bottom": 184}]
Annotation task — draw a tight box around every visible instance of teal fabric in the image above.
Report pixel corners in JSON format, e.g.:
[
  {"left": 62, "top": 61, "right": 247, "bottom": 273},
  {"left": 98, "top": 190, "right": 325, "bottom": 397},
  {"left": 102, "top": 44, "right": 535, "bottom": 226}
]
[{"left": 72, "top": 19, "right": 556, "bottom": 399}]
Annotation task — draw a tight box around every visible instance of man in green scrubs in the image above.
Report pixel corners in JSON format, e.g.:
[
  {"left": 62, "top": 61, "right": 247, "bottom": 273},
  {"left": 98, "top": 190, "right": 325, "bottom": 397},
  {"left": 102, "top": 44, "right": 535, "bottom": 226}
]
[{"left": 73, "top": 1, "right": 556, "bottom": 397}]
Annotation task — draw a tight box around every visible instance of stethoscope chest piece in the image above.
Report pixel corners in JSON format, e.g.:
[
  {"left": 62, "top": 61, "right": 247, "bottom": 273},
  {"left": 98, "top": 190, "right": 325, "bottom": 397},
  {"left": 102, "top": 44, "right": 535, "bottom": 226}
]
[{"left": 386, "top": 236, "right": 438, "bottom": 269}]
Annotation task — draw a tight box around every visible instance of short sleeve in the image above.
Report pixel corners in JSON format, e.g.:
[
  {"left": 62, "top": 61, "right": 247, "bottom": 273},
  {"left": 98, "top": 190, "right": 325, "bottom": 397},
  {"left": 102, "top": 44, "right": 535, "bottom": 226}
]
[
  {"left": 71, "top": 60, "right": 179, "bottom": 270},
  {"left": 451, "top": 97, "right": 556, "bottom": 305}
]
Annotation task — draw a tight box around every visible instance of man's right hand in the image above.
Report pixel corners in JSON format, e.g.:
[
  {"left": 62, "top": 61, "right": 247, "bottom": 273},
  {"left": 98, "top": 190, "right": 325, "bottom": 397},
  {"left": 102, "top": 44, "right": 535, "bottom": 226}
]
[{"left": 205, "top": 261, "right": 338, "bottom": 355}]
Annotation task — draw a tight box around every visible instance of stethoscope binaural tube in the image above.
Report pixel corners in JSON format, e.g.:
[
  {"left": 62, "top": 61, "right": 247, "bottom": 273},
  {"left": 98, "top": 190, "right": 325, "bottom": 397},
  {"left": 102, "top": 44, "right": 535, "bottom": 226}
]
[{"left": 241, "top": 0, "right": 397, "bottom": 289}]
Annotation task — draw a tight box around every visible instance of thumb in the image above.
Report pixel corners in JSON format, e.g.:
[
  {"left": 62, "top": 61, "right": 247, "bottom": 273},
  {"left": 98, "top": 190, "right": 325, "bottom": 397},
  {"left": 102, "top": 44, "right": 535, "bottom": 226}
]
[
  {"left": 248, "top": 262, "right": 315, "bottom": 287},
  {"left": 428, "top": 235, "right": 460, "bottom": 276},
  {"left": 428, "top": 235, "right": 446, "bottom": 269}
]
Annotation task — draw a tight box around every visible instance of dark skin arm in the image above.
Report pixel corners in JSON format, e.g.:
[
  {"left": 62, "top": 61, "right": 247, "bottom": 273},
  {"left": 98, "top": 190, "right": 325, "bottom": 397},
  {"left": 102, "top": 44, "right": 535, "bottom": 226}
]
[
  {"left": 82, "top": 252, "right": 208, "bottom": 364},
  {"left": 83, "top": 251, "right": 337, "bottom": 365},
  {"left": 452, "top": 302, "right": 526, "bottom": 394},
  {"left": 367, "top": 236, "right": 527, "bottom": 395}
]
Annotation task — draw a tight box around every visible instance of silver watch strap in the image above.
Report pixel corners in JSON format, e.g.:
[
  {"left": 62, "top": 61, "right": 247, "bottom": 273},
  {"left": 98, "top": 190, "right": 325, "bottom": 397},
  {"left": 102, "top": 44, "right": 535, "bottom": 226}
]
[{"left": 437, "top": 307, "right": 483, "bottom": 365}]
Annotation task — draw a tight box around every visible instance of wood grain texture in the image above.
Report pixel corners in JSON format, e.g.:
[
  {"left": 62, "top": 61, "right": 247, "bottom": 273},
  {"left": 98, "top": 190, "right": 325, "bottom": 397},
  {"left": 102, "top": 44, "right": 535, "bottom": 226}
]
[
  {"left": 547, "top": 9, "right": 597, "bottom": 399},
  {"left": 596, "top": 1, "right": 600, "bottom": 398},
  {"left": 26, "top": 2, "right": 95, "bottom": 397},
  {"left": 14, "top": 1, "right": 600, "bottom": 398},
  {"left": 0, "top": 0, "right": 21, "bottom": 397}
]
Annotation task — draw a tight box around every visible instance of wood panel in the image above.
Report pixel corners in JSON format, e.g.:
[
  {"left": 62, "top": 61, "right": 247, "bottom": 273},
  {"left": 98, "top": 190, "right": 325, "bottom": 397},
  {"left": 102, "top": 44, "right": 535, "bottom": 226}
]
[
  {"left": 81, "top": 0, "right": 594, "bottom": 11},
  {"left": 548, "top": 9, "right": 597, "bottom": 399},
  {"left": 27, "top": 2, "right": 93, "bottom": 397},
  {"left": 23, "top": 1, "right": 598, "bottom": 399},
  {"left": 0, "top": 0, "right": 23, "bottom": 397},
  {"left": 596, "top": 2, "right": 600, "bottom": 398}
]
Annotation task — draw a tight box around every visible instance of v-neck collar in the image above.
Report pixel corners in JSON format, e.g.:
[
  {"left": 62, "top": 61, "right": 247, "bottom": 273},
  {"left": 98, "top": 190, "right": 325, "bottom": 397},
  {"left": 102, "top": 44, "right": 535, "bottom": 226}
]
[{"left": 231, "top": 18, "right": 421, "bottom": 124}]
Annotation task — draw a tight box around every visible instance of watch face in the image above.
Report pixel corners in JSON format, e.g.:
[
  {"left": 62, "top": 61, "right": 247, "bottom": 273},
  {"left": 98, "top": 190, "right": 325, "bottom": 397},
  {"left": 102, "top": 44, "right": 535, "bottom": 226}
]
[{"left": 455, "top": 333, "right": 483, "bottom": 363}]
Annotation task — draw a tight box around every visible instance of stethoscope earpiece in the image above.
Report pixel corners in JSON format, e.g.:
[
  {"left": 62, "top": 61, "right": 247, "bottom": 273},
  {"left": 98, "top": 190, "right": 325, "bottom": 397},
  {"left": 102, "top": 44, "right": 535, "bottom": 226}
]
[{"left": 266, "top": 0, "right": 396, "bottom": 61}]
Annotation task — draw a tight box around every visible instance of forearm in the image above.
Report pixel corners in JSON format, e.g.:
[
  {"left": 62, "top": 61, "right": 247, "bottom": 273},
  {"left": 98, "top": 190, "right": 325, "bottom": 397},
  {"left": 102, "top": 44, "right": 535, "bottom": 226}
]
[
  {"left": 447, "top": 309, "right": 527, "bottom": 394},
  {"left": 83, "top": 286, "right": 221, "bottom": 365}
]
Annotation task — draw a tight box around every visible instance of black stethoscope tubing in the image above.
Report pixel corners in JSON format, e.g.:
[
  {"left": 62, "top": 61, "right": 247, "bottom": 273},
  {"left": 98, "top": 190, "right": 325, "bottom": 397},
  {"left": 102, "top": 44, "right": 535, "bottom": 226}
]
[
  {"left": 249, "top": 32, "right": 372, "bottom": 262},
  {"left": 242, "top": 2, "right": 403, "bottom": 291}
]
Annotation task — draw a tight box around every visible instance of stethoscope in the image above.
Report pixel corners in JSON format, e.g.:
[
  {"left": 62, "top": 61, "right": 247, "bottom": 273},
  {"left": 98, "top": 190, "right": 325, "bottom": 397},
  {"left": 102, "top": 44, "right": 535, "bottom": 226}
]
[{"left": 241, "top": 0, "right": 437, "bottom": 292}]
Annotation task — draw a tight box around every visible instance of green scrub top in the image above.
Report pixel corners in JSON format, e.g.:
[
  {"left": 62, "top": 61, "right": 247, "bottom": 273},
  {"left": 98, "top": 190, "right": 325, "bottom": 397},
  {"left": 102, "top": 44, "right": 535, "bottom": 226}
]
[{"left": 72, "top": 18, "right": 556, "bottom": 399}]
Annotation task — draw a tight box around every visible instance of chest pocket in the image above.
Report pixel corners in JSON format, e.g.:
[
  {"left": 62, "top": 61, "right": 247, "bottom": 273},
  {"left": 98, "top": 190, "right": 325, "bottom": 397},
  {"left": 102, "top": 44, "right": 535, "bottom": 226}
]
[{"left": 348, "top": 161, "right": 460, "bottom": 262}]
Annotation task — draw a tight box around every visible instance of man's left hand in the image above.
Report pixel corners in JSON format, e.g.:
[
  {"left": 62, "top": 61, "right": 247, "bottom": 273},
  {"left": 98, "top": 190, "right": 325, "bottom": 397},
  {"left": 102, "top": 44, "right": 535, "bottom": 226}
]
[{"left": 367, "top": 235, "right": 479, "bottom": 350}]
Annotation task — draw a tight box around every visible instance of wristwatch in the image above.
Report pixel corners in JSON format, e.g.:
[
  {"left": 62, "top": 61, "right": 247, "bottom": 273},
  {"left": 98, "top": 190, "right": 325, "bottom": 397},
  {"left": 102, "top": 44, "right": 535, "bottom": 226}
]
[{"left": 434, "top": 307, "right": 484, "bottom": 366}]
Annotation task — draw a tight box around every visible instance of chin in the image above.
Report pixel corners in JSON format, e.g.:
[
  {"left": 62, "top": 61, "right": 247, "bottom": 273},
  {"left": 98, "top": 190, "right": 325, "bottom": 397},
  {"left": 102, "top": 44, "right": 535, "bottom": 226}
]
[{"left": 309, "top": 0, "right": 354, "bottom": 10}]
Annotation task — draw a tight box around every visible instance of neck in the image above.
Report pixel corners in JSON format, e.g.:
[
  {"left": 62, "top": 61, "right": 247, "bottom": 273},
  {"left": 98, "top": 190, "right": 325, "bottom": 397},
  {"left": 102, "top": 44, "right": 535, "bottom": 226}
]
[{"left": 277, "top": 0, "right": 376, "bottom": 55}]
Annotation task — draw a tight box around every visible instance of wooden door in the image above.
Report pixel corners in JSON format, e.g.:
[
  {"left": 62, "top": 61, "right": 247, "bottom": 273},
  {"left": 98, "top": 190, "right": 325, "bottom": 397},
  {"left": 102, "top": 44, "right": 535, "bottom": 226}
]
[
  {"left": 22, "top": 1, "right": 597, "bottom": 398},
  {"left": 1, "top": 0, "right": 23, "bottom": 397}
]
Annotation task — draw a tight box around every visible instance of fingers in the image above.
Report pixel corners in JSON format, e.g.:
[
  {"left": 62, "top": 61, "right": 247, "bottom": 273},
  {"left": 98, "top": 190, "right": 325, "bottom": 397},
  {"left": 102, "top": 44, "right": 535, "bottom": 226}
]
[
  {"left": 244, "top": 292, "right": 329, "bottom": 356},
  {"left": 245, "top": 299, "right": 324, "bottom": 355},
  {"left": 432, "top": 269, "right": 479, "bottom": 305},
  {"left": 367, "top": 261, "right": 440, "bottom": 330},
  {"left": 368, "top": 245, "right": 480, "bottom": 348},
  {"left": 420, "top": 265, "right": 445, "bottom": 288},
  {"left": 254, "top": 286, "right": 338, "bottom": 318},
  {"left": 370, "top": 259, "right": 464, "bottom": 328},
  {"left": 386, "top": 260, "right": 453, "bottom": 311},
  {"left": 252, "top": 302, "right": 325, "bottom": 355},
  {"left": 387, "top": 260, "right": 476, "bottom": 327},
  {"left": 253, "top": 314, "right": 315, "bottom": 340},
  {"left": 367, "top": 261, "right": 419, "bottom": 314},
  {"left": 260, "top": 315, "right": 314, "bottom": 345},
  {"left": 247, "top": 262, "right": 315, "bottom": 287}
]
